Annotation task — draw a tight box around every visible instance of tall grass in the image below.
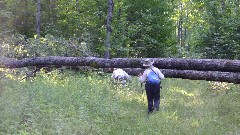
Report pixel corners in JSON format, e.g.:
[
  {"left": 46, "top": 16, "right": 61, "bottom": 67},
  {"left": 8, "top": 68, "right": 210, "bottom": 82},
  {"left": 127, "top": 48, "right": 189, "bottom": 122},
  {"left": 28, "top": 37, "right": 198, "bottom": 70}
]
[{"left": 0, "top": 70, "right": 239, "bottom": 135}]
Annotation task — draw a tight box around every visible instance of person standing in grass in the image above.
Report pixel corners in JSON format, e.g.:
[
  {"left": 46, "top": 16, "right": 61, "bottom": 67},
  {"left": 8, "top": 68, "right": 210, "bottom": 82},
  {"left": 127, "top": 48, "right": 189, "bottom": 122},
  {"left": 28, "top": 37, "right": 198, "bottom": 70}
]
[{"left": 139, "top": 58, "right": 165, "bottom": 114}]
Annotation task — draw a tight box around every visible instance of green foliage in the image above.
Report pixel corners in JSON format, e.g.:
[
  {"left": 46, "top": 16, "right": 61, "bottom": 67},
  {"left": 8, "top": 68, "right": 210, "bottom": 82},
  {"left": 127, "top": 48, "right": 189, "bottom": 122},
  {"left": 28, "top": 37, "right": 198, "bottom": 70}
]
[
  {"left": 111, "top": 0, "right": 176, "bottom": 58},
  {"left": 3, "top": 0, "right": 36, "bottom": 37},
  {"left": 0, "top": 70, "right": 240, "bottom": 134},
  {"left": 0, "top": 0, "right": 177, "bottom": 58},
  {"left": 0, "top": 34, "right": 92, "bottom": 58},
  {"left": 193, "top": 0, "right": 240, "bottom": 59},
  {"left": 0, "top": 0, "right": 240, "bottom": 58}
]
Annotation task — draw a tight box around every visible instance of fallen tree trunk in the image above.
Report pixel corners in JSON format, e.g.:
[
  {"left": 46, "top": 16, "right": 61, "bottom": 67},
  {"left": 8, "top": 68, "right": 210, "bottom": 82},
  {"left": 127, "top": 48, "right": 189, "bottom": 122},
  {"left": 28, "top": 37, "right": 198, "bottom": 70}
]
[
  {"left": 102, "top": 68, "right": 240, "bottom": 84},
  {"left": 1, "top": 56, "right": 240, "bottom": 83},
  {"left": 1, "top": 56, "right": 240, "bottom": 72},
  {"left": 162, "top": 69, "right": 240, "bottom": 84}
]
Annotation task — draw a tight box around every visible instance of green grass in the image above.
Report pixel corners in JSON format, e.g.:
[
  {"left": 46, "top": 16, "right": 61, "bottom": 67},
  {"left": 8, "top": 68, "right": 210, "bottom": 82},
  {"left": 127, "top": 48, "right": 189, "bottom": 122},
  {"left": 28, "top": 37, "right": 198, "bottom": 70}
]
[{"left": 0, "top": 70, "right": 240, "bottom": 135}]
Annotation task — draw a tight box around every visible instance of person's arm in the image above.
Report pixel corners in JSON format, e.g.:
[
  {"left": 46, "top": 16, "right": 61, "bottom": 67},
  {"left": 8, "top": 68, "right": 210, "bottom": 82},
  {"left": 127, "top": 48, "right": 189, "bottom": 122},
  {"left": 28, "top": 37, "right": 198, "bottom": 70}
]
[
  {"left": 139, "top": 70, "right": 148, "bottom": 83},
  {"left": 156, "top": 68, "right": 165, "bottom": 80}
]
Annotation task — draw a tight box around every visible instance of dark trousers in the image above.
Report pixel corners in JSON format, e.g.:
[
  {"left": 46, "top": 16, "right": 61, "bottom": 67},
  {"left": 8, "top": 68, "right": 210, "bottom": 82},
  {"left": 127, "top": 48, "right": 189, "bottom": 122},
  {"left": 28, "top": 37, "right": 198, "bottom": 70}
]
[{"left": 145, "top": 82, "right": 160, "bottom": 113}]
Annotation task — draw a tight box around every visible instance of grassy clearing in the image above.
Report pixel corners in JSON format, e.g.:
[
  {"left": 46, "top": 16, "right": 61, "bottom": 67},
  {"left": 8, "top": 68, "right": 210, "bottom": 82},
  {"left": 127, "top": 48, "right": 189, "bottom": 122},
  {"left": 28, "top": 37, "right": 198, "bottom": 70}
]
[{"left": 0, "top": 70, "right": 239, "bottom": 135}]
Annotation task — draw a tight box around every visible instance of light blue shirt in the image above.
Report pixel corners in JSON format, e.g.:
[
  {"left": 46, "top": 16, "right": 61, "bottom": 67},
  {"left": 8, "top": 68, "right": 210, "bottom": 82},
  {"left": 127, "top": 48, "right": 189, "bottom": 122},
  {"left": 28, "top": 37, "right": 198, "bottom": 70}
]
[{"left": 139, "top": 65, "right": 165, "bottom": 83}]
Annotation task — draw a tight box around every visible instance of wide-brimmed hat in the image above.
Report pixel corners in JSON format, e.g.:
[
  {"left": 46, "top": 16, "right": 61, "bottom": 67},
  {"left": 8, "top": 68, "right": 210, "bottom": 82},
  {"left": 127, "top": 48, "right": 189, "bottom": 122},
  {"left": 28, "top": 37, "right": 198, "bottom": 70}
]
[{"left": 143, "top": 58, "right": 154, "bottom": 67}]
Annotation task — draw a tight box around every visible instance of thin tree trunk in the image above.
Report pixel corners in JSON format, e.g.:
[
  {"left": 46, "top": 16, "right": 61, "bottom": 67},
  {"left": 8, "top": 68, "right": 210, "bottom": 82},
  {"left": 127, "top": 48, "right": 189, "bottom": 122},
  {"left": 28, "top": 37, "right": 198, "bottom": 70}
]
[
  {"left": 75, "top": 0, "right": 81, "bottom": 35},
  {"left": 105, "top": 0, "right": 114, "bottom": 59},
  {"left": 23, "top": 0, "right": 29, "bottom": 34},
  {"left": 49, "top": 0, "right": 57, "bottom": 24},
  {"left": 13, "top": 1, "right": 17, "bottom": 34},
  {"left": 36, "top": 0, "right": 41, "bottom": 36},
  {"left": 178, "top": 2, "right": 183, "bottom": 47}
]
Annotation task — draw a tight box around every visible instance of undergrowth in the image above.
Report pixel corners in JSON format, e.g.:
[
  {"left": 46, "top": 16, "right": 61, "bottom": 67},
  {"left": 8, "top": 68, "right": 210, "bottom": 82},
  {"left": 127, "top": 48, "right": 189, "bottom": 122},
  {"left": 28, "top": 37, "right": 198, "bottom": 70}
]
[{"left": 0, "top": 69, "right": 239, "bottom": 135}]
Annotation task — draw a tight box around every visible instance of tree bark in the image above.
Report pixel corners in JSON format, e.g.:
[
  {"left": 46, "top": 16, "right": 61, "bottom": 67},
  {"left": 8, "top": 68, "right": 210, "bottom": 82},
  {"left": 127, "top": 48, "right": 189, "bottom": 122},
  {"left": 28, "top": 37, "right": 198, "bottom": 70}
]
[
  {"left": 1, "top": 56, "right": 240, "bottom": 84},
  {"left": 178, "top": 2, "right": 183, "bottom": 47},
  {"left": 49, "top": 0, "right": 57, "bottom": 24},
  {"left": 36, "top": 0, "right": 41, "bottom": 36},
  {"left": 108, "top": 68, "right": 240, "bottom": 84},
  {"left": 1, "top": 56, "right": 240, "bottom": 72},
  {"left": 105, "top": 0, "right": 114, "bottom": 59},
  {"left": 102, "top": 68, "right": 240, "bottom": 84}
]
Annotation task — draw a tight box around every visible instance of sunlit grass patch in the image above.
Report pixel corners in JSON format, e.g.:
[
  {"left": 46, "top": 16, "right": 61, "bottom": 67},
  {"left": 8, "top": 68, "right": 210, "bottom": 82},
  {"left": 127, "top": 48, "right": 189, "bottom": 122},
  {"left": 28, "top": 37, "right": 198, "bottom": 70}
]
[
  {"left": 0, "top": 70, "right": 239, "bottom": 134},
  {"left": 172, "top": 87, "right": 195, "bottom": 97}
]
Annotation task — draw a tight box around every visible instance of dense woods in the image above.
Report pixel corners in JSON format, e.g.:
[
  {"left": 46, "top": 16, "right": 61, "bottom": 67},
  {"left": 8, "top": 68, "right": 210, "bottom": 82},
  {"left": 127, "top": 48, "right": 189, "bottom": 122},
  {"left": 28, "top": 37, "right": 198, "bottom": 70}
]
[
  {"left": 0, "top": 0, "right": 239, "bottom": 59},
  {"left": 0, "top": 0, "right": 240, "bottom": 82}
]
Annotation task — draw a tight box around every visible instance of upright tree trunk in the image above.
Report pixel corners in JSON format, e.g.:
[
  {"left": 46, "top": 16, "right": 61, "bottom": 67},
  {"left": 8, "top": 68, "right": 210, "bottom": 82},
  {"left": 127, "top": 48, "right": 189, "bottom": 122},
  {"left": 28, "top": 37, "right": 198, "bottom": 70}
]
[
  {"left": 36, "top": 0, "right": 41, "bottom": 36},
  {"left": 178, "top": 2, "right": 183, "bottom": 47},
  {"left": 49, "top": 0, "right": 57, "bottom": 24},
  {"left": 13, "top": 1, "right": 18, "bottom": 34},
  {"left": 75, "top": 0, "right": 81, "bottom": 35},
  {"left": 105, "top": 0, "right": 114, "bottom": 59},
  {"left": 185, "top": 10, "right": 189, "bottom": 52},
  {"left": 23, "top": 0, "right": 29, "bottom": 34}
]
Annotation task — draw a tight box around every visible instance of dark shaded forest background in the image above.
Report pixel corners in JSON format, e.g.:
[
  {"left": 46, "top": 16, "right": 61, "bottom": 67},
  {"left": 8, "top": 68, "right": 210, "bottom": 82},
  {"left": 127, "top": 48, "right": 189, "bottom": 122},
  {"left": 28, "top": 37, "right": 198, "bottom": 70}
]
[{"left": 0, "top": 0, "right": 239, "bottom": 59}]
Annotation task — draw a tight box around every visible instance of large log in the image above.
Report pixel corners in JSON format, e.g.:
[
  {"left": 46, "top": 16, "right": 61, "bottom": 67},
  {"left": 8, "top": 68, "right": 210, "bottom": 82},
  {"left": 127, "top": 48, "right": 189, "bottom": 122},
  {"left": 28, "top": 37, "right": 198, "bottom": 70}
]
[
  {"left": 1, "top": 56, "right": 240, "bottom": 72},
  {"left": 0, "top": 56, "right": 240, "bottom": 83},
  {"left": 102, "top": 68, "right": 240, "bottom": 84}
]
